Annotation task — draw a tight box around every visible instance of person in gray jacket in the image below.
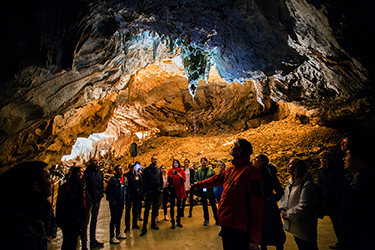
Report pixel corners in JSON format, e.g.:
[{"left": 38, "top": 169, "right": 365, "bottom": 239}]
[{"left": 280, "top": 158, "right": 318, "bottom": 250}]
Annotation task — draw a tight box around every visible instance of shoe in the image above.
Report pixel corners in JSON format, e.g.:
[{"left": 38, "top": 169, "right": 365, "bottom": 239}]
[
  {"left": 218, "top": 231, "right": 222, "bottom": 236},
  {"left": 132, "top": 225, "right": 140, "bottom": 229},
  {"left": 329, "top": 243, "right": 343, "bottom": 249},
  {"left": 171, "top": 224, "right": 176, "bottom": 229},
  {"left": 188, "top": 213, "right": 192, "bottom": 218},
  {"left": 90, "top": 240, "right": 104, "bottom": 249},
  {"left": 151, "top": 224, "right": 159, "bottom": 230},
  {"left": 164, "top": 215, "right": 170, "bottom": 221},
  {"left": 171, "top": 220, "right": 175, "bottom": 229},
  {"left": 116, "top": 233, "right": 127, "bottom": 239},
  {"left": 110, "top": 237, "right": 120, "bottom": 244},
  {"left": 177, "top": 222, "right": 183, "bottom": 228},
  {"left": 140, "top": 229, "right": 147, "bottom": 236},
  {"left": 215, "top": 221, "right": 221, "bottom": 226},
  {"left": 203, "top": 220, "right": 209, "bottom": 226},
  {"left": 124, "top": 227, "right": 129, "bottom": 233}
]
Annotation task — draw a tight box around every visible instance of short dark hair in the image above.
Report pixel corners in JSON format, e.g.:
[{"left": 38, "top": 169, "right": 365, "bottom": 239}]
[
  {"left": 184, "top": 159, "right": 190, "bottom": 163},
  {"left": 258, "top": 154, "right": 269, "bottom": 166},
  {"left": 235, "top": 138, "right": 253, "bottom": 157},
  {"left": 200, "top": 157, "right": 208, "bottom": 163}
]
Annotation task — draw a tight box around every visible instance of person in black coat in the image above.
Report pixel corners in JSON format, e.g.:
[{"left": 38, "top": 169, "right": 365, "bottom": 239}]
[
  {"left": 0, "top": 161, "right": 53, "bottom": 250},
  {"left": 81, "top": 157, "right": 104, "bottom": 249},
  {"left": 124, "top": 162, "right": 143, "bottom": 232},
  {"left": 317, "top": 150, "right": 349, "bottom": 249},
  {"left": 253, "top": 154, "right": 286, "bottom": 250},
  {"left": 338, "top": 137, "right": 375, "bottom": 250},
  {"left": 140, "top": 155, "right": 163, "bottom": 236},
  {"left": 106, "top": 165, "right": 127, "bottom": 244},
  {"left": 56, "top": 167, "right": 86, "bottom": 250}
]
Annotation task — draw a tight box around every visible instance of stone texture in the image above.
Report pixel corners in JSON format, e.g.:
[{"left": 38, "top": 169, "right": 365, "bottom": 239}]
[{"left": 0, "top": 0, "right": 374, "bottom": 168}]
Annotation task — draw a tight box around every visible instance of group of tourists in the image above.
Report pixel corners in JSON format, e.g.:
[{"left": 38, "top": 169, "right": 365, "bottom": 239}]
[{"left": 0, "top": 136, "right": 374, "bottom": 250}]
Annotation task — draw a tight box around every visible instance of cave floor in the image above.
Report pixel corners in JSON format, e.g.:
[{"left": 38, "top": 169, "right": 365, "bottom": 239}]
[{"left": 48, "top": 197, "right": 337, "bottom": 250}]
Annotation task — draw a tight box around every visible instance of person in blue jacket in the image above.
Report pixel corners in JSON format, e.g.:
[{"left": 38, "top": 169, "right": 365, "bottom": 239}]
[{"left": 106, "top": 165, "right": 128, "bottom": 244}]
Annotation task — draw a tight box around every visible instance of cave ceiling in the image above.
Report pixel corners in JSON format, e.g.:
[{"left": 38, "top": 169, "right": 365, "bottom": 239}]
[{"left": 0, "top": 0, "right": 374, "bottom": 169}]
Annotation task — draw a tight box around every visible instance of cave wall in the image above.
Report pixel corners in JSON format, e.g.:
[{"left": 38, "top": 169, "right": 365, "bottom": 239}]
[{"left": 0, "top": 0, "right": 374, "bottom": 169}]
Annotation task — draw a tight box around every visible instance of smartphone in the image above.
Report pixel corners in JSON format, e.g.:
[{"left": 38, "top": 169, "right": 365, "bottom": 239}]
[{"left": 203, "top": 188, "right": 207, "bottom": 192}]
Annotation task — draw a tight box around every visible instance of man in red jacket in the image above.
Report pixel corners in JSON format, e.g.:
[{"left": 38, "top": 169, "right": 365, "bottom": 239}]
[{"left": 194, "top": 138, "right": 264, "bottom": 250}]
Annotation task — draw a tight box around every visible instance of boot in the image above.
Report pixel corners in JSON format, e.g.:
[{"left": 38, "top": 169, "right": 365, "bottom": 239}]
[
  {"left": 188, "top": 208, "right": 193, "bottom": 218},
  {"left": 171, "top": 219, "right": 176, "bottom": 229},
  {"left": 176, "top": 218, "right": 183, "bottom": 228}
]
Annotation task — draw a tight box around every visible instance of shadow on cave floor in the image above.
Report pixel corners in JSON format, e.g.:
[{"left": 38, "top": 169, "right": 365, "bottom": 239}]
[{"left": 47, "top": 197, "right": 337, "bottom": 250}]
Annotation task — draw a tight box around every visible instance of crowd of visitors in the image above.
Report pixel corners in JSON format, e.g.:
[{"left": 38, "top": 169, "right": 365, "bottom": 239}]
[{"left": 0, "top": 135, "right": 374, "bottom": 250}]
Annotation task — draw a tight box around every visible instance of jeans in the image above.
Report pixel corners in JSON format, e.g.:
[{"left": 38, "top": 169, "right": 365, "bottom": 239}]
[
  {"left": 81, "top": 201, "right": 101, "bottom": 246},
  {"left": 109, "top": 202, "right": 124, "bottom": 238},
  {"left": 125, "top": 197, "right": 140, "bottom": 228},
  {"left": 182, "top": 189, "right": 194, "bottom": 214},
  {"left": 201, "top": 196, "right": 218, "bottom": 222}
]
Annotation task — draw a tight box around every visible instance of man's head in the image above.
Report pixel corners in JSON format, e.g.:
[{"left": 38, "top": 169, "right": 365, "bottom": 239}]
[
  {"left": 0, "top": 161, "right": 52, "bottom": 199},
  {"left": 151, "top": 156, "right": 158, "bottom": 166},
  {"left": 90, "top": 157, "right": 99, "bottom": 168},
  {"left": 200, "top": 157, "right": 208, "bottom": 168},
  {"left": 114, "top": 165, "right": 124, "bottom": 177},
  {"left": 230, "top": 138, "right": 253, "bottom": 159},
  {"left": 184, "top": 159, "right": 190, "bottom": 168},
  {"left": 217, "top": 161, "right": 226, "bottom": 173}
]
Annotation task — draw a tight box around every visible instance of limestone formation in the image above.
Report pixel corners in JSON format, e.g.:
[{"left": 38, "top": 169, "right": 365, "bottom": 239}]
[{"left": 0, "top": 0, "right": 374, "bottom": 169}]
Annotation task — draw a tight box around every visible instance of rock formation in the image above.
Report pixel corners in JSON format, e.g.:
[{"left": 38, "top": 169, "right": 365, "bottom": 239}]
[{"left": 0, "top": 0, "right": 374, "bottom": 170}]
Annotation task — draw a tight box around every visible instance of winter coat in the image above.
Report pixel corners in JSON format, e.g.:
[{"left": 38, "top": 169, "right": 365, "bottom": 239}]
[
  {"left": 143, "top": 164, "right": 163, "bottom": 195},
  {"left": 280, "top": 174, "right": 318, "bottom": 243},
  {"left": 317, "top": 165, "right": 349, "bottom": 215},
  {"left": 85, "top": 165, "right": 104, "bottom": 205},
  {"left": 338, "top": 169, "right": 375, "bottom": 250},
  {"left": 167, "top": 167, "right": 187, "bottom": 199},
  {"left": 124, "top": 170, "right": 143, "bottom": 202},
  {"left": 56, "top": 181, "right": 86, "bottom": 229},
  {"left": 260, "top": 164, "right": 286, "bottom": 246},
  {"left": 198, "top": 156, "right": 264, "bottom": 245},
  {"left": 194, "top": 167, "right": 216, "bottom": 197},
  {"left": 106, "top": 175, "right": 128, "bottom": 204}
]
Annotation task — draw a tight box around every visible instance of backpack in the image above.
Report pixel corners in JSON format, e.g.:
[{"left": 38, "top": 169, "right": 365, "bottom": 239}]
[{"left": 301, "top": 181, "right": 326, "bottom": 219}]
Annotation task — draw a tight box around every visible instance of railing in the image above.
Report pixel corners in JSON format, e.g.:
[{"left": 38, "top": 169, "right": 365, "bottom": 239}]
[{"left": 49, "top": 170, "right": 66, "bottom": 209}]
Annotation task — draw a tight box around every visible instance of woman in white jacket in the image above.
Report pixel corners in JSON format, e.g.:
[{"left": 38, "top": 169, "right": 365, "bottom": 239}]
[{"left": 280, "top": 158, "right": 318, "bottom": 250}]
